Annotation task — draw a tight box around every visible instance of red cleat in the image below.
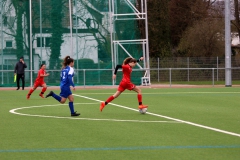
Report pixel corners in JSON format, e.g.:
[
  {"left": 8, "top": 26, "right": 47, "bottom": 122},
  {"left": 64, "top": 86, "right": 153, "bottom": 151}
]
[
  {"left": 100, "top": 102, "right": 105, "bottom": 112},
  {"left": 138, "top": 105, "right": 148, "bottom": 109},
  {"left": 39, "top": 94, "right": 44, "bottom": 98},
  {"left": 27, "top": 94, "right": 30, "bottom": 100}
]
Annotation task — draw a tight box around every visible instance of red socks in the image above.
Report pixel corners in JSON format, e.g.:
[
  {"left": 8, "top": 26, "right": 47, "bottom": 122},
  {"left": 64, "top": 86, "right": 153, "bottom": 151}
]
[
  {"left": 28, "top": 89, "right": 34, "bottom": 95},
  {"left": 106, "top": 96, "right": 114, "bottom": 103},
  {"left": 41, "top": 87, "right": 47, "bottom": 94},
  {"left": 138, "top": 94, "right": 142, "bottom": 105}
]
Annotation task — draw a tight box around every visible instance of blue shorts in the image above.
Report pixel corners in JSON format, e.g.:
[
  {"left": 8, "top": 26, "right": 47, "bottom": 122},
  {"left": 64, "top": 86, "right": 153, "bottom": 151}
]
[{"left": 60, "top": 86, "right": 72, "bottom": 98}]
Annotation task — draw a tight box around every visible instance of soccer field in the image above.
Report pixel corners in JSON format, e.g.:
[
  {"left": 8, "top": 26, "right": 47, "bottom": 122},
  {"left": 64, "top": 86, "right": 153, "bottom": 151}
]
[{"left": 0, "top": 87, "right": 240, "bottom": 160}]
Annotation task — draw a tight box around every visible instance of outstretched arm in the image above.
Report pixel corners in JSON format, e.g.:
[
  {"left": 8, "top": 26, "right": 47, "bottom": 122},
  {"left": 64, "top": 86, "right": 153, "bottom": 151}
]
[{"left": 137, "top": 57, "right": 144, "bottom": 62}]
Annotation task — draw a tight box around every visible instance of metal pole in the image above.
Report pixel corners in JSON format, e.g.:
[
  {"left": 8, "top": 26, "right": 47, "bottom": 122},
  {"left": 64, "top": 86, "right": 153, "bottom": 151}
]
[
  {"left": 1, "top": 0, "right": 4, "bottom": 84},
  {"left": 212, "top": 68, "right": 214, "bottom": 87},
  {"left": 109, "top": 0, "right": 114, "bottom": 85},
  {"left": 158, "top": 57, "right": 159, "bottom": 82},
  {"left": 0, "top": 0, "right": 3, "bottom": 84},
  {"left": 169, "top": 68, "right": 172, "bottom": 88},
  {"left": 217, "top": 56, "right": 218, "bottom": 81},
  {"left": 69, "top": 0, "right": 73, "bottom": 57},
  {"left": 187, "top": 57, "right": 189, "bottom": 82},
  {"left": 30, "top": 0, "right": 33, "bottom": 86},
  {"left": 144, "top": 0, "right": 150, "bottom": 82},
  {"left": 225, "top": 0, "right": 232, "bottom": 87},
  {"left": 98, "top": 59, "right": 100, "bottom": 83},
  {"left": 83, "top": 69, "right": 85, "bottom": 88},
  {"left": 40, "top": 0, "right": 42, "bottom": 63},
  {"left": 74, "top": 0, "right": 79, "bottom": 83}
]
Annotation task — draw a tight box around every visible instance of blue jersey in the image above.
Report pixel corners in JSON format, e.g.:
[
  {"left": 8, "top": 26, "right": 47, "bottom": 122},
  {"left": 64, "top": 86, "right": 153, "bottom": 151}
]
[{"left": 60, "top": 66, "right": 75, "bottom": 88}]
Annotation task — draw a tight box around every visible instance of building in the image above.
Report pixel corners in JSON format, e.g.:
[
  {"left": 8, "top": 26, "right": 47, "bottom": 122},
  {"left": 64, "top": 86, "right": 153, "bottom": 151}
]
[{"left": 0, "top": 0, "right": 110, "bottom": 70}]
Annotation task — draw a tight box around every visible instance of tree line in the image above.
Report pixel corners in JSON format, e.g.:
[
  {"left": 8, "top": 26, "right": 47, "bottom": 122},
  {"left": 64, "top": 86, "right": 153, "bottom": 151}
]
[
  {"left": 142, "top": 0, "right": 240, "bottom": 58},
  {"left": 1, "top": 0, "right": 240, "bottom": 69}
]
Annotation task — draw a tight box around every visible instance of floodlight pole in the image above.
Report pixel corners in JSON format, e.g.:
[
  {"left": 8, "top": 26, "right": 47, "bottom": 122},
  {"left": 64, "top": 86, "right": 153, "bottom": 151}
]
[
  {"left": 74, "top": 0, "right": 79, "bottom": 83},
  {"left": 30, "top": 0, "right": 33, "bottom": 87},
  {"left": 225, "top": 0, "right": 232, "bottom": 87},
  {"left": 40, "top": 0, "right": 42, "bottom": 64},
  {"left": 1, "top": 0, "right": 4, "bottom": 84},
  {"left": 69, "top": 0, "right": 73, "bottom": 57}
]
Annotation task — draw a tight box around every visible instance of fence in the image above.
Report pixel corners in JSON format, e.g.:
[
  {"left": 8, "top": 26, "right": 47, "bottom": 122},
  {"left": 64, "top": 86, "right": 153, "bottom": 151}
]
[
  {"left": 1, "top": 67, "right": 240, "bottom": 88},
  {"left": 1, "top": 56, "right": 240, "bottom": 87}
]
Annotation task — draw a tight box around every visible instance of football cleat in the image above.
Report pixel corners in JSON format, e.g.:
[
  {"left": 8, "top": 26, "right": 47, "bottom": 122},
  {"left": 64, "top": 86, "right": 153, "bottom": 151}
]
[
  {"left": 39, "top": 94, "right": 44, "bottom": 98},
  {"left": 27, "top": 94, "right": 30, "bottom": 100},
  {"left": 45, "top": 91, "right": 53, "bottom": 98},
  {"left": 138, "top": 104, "right": 148, "bottom": 109},
  {"left": 71, "top": 111, "right": 80, "bottom": 116},
  {"left": 100, "top": 102, "right": 105, "bottom": 112}
]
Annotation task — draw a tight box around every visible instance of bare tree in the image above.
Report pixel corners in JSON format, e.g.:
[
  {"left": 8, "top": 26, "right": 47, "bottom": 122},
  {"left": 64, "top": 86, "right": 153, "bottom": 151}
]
[
  {"left": 232, "top": 0, "right": 240, "bottom": 42},
  {"left": 178, "top": 19, "right": 225, "bottom": 57}
]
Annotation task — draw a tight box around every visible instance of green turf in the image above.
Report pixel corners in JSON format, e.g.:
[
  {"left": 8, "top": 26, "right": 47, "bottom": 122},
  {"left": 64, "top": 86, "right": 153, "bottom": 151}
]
[{"left": 0, "top": 87, "right": 240, "bottom": 160}]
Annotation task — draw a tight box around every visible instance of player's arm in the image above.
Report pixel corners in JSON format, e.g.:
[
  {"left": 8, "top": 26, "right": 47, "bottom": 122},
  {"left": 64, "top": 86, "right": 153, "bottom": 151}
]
[
  {"left": 39, "top": 70, "right": 49, "bottom": 77},
  {"left": 68, "top": 75, "right": 75, "bottom": 87},
  {"left": 114, "top": 65, "right": 122, "bottom": 75},
  {"left": 68, "top": 67, "right": 75, "bottom": 87},
  {"left": 137, "top": 57, "right": 143, "bottom": 62},
  {"left": 113, "top": 65, "right": 122, "bottom": 80},
  {"left": 40, "top": 73, "right": 49, "bottom": 77}
]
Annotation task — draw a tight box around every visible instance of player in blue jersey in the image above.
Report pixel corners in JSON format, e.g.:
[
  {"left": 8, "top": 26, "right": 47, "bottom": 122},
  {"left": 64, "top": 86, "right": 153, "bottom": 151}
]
[{"left": 45, "top": 56, "right": 80, "bottom": 116}]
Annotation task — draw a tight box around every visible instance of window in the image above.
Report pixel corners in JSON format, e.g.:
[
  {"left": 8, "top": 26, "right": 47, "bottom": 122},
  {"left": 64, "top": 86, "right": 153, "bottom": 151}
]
[
  {"left": 6, "top": 41, "right": 12, "bottom": 48},
  {"left": 36, "top": 37, "right": 51, "bottom": 47},
  {"left": 73, "top": 17, "right": 79, "bottom": 27},
  {"left": 45, "top": 37, "right": 51, "bottom": 47},
  {"left": 37, "top": 37, "right": 44, "bottom": 47}
]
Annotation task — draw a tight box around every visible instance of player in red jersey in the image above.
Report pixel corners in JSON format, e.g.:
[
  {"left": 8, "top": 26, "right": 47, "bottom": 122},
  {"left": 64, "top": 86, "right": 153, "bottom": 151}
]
[
  {"left": 27, "top": 64, "right": 49, "bottom": 99},
  {"left": 100, "top": 57, "right": 148, "bottom": 112}
]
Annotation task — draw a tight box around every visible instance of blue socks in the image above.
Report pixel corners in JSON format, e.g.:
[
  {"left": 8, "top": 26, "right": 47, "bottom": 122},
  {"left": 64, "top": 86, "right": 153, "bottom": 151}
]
[
  {"left": 52, "top": 92, "right": 61, "bottom": 102},
  {"left": 50, "top": 92, "right": 74, "bottom": 114},
  {"left": 69, "top": 102, "right": 74, "bottom": 114}
]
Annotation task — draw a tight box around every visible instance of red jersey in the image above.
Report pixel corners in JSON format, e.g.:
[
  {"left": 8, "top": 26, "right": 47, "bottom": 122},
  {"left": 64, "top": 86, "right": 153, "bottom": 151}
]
[
  {"left": 121, "top": 64, "right": 132, "bottom": 83},
  {"left": 35, "top": 68, "right": 46, "bottom": 83}
]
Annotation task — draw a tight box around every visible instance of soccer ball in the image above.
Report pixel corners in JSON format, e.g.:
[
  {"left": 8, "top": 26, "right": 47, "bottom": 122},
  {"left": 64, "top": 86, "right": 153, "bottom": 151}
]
[{"left": 139, "top": 108, "right": 147, "bottom": 114}]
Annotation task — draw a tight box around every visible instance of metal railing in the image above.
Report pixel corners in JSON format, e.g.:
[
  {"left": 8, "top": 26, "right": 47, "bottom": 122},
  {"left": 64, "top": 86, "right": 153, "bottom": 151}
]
[{"left": 1, "top": 67, "right": 240, "bottom": 87}]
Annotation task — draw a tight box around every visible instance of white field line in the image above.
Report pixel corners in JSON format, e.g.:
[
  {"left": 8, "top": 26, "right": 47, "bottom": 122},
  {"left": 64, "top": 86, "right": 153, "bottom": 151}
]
[
  {"left": 74, "top": 94, "right": 240, "bottom": 137},
  {"left": 73, "top": 92, "right": 240, "bottom": 95},
  {"left": 9, "top": 103, "right": 177, "bottom": 123}
]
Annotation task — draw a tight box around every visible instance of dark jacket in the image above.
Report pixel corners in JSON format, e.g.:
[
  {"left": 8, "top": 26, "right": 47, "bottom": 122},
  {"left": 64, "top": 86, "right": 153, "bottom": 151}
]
[{"left": 14, "top": 61, "right": 27, "bottom": 74}]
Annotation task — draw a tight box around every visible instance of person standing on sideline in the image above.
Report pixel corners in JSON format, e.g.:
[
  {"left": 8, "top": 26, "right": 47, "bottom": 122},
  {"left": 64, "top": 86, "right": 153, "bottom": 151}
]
[
  {"left": 45, "top": 56, "right": 80, "bottom": 116},
  {"left": 14, "top": 56, "right": 27, "bottom": 90},
  {"left": 27, "top": 64, "right": 49, "bottom": 99},
  {"left": 100, "top": 57, "right": 148, "bottom": 112}
]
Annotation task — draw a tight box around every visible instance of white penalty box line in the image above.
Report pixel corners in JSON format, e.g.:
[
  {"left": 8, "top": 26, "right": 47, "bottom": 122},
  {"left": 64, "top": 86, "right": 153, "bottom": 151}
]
[{"left": 74, "top": 94, "right": 240, "bottom": 138}]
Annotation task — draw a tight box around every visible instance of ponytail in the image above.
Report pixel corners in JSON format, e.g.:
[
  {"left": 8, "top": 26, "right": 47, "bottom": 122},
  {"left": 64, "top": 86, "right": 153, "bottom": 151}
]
[
  {"left": 123, "top": 57, "right": 137, "bottom": 65},
  {"left": 62, "top": 56, "right": 74, "bottom": 69}
]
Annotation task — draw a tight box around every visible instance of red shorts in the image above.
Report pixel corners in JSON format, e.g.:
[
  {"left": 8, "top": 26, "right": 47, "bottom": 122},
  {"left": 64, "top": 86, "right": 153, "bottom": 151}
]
[
  {"left": 118, "top": 81, "right": 135, "bottom": 92},
  {"left": 34, "top": 81, "right": 45, "bottom": 87}
]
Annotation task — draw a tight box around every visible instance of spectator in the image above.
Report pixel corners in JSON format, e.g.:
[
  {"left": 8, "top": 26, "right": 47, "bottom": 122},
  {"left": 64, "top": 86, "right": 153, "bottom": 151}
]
[{"left": 14, "top": 56, "right": 27, "bottom": 90}]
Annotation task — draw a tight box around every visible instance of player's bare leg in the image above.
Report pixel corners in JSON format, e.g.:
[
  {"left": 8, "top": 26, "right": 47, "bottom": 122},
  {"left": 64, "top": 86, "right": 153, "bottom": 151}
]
[
  {"left": 27, "top": 86, "right": 37, "bottom": 99},
  {"left": 100, "top": 91, "right": 122, "bottom": 112}
]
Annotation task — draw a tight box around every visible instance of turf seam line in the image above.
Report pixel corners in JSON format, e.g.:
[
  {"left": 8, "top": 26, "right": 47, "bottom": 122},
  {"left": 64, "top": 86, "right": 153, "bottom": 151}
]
[{"left": 1, "top": 145, "right": 240, "bottom": 153}]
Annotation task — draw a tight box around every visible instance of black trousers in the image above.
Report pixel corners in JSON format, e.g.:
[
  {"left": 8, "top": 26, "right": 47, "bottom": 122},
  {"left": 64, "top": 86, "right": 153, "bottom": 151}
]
[{"left": 17, "top": 74, "right": 25, "bottom": 89}]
